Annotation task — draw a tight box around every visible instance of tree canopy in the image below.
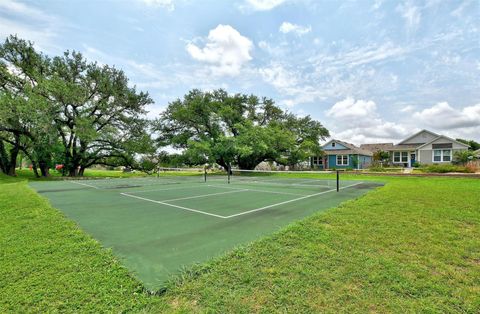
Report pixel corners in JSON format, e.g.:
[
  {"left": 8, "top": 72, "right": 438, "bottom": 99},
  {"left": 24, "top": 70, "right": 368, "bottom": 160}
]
[
  {"left": 456, "top": 138, "right": 480, "bottom": 151},
  {"left": 1, "top": 35, "right": 329, "bottom": 176},
  {"left": 0, "top": 35, "right": 154, "bottom": 176},
  {"left": 155, "top": 89, "right": 329, "bottom": 169}
]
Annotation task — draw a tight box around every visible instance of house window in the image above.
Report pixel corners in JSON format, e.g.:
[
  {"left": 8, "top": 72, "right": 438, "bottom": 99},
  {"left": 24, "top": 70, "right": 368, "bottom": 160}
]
[
  {"left": 433, "top": 149, "right": 451, "bottom": 162},
  {"left": 443, "top": 150, "right": 451, "bottom": 161},
  {"left": 312, "top": 156, "right": 323, "bottom": 165},
  {"left": 332, "top": 142, "right": 336, "bottom": 147},
  {"left": 336, "top": 155, "right": 348, "bottom": 166},
  {"left": 393, "top": 152, "right": 408, "bottom": 163}
]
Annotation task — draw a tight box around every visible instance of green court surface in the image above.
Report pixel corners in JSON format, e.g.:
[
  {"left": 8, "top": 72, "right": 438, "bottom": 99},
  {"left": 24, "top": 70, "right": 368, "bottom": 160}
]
[{"left": 29, "top": 172, "right": 383, "bottom": 291}]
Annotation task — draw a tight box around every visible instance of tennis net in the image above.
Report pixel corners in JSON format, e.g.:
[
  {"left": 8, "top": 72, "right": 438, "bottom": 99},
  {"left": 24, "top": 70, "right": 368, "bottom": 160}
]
[{"left": 218, "top": 168, "right": 340, "bottom": 190}]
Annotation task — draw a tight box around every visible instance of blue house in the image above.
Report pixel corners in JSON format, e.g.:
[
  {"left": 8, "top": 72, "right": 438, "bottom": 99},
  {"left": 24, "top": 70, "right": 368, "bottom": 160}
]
[{"left": 311, "top": 139, "right": 373, "bottom": 170}]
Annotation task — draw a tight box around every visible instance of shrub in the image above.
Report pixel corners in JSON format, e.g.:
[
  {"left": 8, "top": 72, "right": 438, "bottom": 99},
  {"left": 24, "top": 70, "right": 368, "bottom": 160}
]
[
  {"left": 368, "top": 165, "right": 388, "bottom": 172},
  {"left": 465, "top": 163, "right": 478, "bottom": 173},
  {"left": 412, "top": 161, "right": 421, "bottom": 168},
  {"left": 420, "top": 164, "right": 474, "bottom": 173}
]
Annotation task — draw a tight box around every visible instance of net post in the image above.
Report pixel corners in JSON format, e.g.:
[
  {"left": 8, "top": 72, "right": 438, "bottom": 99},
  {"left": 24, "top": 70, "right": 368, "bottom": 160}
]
[
  {"left": 227, "top": 165, "right": 231, "bottom": 184},
  {"left": 336, "top": 170, "right": 339, "bottom": 192},
  {"left": 204, "top": 166, "right": 207, "bottom": 183}
]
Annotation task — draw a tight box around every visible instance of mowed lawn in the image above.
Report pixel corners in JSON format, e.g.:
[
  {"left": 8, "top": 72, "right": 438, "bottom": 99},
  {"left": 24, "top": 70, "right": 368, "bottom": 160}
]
[{"left": 0, "top": 173, "right": 479, "bottom": 313}]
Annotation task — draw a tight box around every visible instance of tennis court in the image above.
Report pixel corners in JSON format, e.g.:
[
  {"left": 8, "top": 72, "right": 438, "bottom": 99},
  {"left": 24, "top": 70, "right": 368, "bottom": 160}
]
[{"left": 30, "top": 170, "right": 383, "bottom": 291}]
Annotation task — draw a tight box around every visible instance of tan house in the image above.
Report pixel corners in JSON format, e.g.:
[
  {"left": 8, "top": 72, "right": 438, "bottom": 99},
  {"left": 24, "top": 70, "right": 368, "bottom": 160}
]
[{"left": 361, "top": 129, "right": 470, "bottom": 167}]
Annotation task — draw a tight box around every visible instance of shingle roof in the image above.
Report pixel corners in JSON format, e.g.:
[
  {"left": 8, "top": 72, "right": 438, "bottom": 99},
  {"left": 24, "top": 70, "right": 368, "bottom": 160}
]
[
  {"left": 322, "top": 139, "right": 373, "bottom": 156},
  {"left": 359, "top": 143, "right": 394, "bottom": 152},
  {"left": 323, "top": 149, "right": 372, "bottom": 156},
  {"left": 390, "top": 143, "right": 423, "bottom": 150}
]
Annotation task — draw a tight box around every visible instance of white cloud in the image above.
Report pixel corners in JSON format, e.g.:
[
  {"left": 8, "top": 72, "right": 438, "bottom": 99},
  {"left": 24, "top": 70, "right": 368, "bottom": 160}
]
[
  {"left": 325, "top": 97, "right": 410, "bottom": 144},
  {"left": 243, "top": 0, "right": 287, "bottom": 11},
  {"left": 259, "top": 63, "right": 298, "bottom": 90},
  {"left": 186, "top": 24, "right": 253, "bottom": 76},
  {"left": 138, "top": 0, "right": 174, "bottom": 11},
  {"left": 325, "top": 97, "right": 377, "bottom": 120},
  {"left": 413, "top": 102, "right": 480, "bottom": 129},
  {"left": 400, "top": 105, "right": 415, "bottom": 112},
  {"left": 396, "top": 1, "right": 421, "bottom": 31},
  {"left": 0, "top": 0, "right": 63, "bottom": 53},
  {"left": 279, "top": 22, "right": 311, "bottom": 36}
]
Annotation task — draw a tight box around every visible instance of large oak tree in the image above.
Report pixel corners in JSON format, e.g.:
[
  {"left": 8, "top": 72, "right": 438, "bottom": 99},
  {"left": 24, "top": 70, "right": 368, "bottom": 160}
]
[{"left": 155, "top": 89, "right": 329, "bottom": 169}]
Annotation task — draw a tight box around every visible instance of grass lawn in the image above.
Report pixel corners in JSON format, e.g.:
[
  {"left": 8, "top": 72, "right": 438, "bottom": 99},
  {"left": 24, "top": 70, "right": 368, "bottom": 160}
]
[{"left": 1, "top": 172, "right": 479, "bottom": 312}]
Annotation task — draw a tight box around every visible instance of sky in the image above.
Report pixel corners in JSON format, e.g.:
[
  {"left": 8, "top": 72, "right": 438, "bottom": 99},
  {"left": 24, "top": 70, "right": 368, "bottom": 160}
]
[{"left": 1, "top": 0, "right": 479, "bottom": 144}]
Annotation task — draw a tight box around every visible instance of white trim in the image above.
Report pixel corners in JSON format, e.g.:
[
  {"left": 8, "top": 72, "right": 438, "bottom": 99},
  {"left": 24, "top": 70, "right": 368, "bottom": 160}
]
[
  {"left": 432, "top": 149, "right": 452, "bottom": 163},
  {"left": 416, "top": 135, "right": 470, "bottom": 150},
  {"left": 397, "top": 129, "right": 440, "bottom": 145},
  {"left": 336, "top": 154, "right": 349, "bottom": 166},
  {"left": 392, "top": 151, "right": 408, "bottom": 163}
]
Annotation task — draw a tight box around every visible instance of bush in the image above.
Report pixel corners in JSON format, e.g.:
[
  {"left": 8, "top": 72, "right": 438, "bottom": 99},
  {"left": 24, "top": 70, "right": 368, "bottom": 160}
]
[
  {"left": 412, "top": 161, "right": 421, "bottom": 168},
  {"left": 368, "top": 165, "right": 388, "bottom": 172},
  {"left": 420, "top": 164, "right": 474, "bottom": 173}
]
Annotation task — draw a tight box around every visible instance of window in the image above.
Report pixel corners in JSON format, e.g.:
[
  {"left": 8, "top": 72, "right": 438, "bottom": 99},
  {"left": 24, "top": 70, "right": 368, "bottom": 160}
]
[
  {"left": 393, "top": 152, "right": 408, "bottom": 163},
  {"left": 312, "top": 156, "right": 323, "bottom": 165},
  {"left": 336, "top": 155, "right": 348, "bottom": 166},
  {"left": 332, "top": 142, "right": 336, "bottom": 147},
  {"left": 394, "top": 152, "right": 401, "bottom": 162},
  {"left": 433, "top": 149, "right": 451, "bottom": 162},
  {"left": 443, "top": 150, "right": 451, "bottom": 161}
]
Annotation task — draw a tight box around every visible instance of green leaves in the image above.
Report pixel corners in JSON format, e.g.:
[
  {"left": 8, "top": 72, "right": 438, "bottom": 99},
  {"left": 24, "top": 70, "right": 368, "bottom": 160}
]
[
  {"left": 0, "top": 35, "right": 154, "bottom": 176},
  {"left": 155, "top": 89, "right": 329, "bottom": 169}
]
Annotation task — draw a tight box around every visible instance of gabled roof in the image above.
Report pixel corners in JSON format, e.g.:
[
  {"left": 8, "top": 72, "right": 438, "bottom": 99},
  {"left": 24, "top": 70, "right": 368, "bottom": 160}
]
[
  {"left": 397, "top": 129, "right": 440, "bottom": 145},
  {"left": 322, "top": 139, "right": 373, "bottom": 156},
  {"left": 416, "top": 135, "right": 470, "bottom": 149}
]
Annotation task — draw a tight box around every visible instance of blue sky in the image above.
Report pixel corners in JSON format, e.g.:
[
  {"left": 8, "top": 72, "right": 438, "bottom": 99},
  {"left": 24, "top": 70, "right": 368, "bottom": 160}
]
[{"left": 1, "top": 0, "right": 479, "bottom": 143}]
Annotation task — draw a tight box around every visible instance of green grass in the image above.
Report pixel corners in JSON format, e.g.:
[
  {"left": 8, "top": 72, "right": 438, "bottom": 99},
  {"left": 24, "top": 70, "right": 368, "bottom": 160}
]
[
  {"left": 14, "top": 168, "right": 150, "bottom": 180},
  {"left": 1, "top": 172, "right": 479, "bottom": 312}
]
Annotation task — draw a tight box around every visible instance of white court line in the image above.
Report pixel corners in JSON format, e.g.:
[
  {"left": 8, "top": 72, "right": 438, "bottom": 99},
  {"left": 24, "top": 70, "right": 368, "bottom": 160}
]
[
  {"left": 208, "top": 184, "right": 305, "bottom": 196},
  {"left": 162, "top": 189, "right": 248, "bottom": 202},
  {"left": 230, "top": 179, "right": 332, "bottom": 189},
  {"left": 121, "top": 181, "right": 364, "bottom": 219},
  {"left": 69, "top": 180, "right": 100, "bottom": 189},
  {"left": 120, "top": 192, "right": 226, "bottom": 219},
  {"left": 222, "top": 182, "right": 364, "bottom": 219},
  {"left": 126, "top": 184, "right": 210, "bottom": 194}
]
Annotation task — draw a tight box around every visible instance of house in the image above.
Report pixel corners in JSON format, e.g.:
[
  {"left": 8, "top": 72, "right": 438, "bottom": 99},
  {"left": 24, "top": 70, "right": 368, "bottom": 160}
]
[
  {"left": 362, "top": 129, "right": 470, "bottom": 167},
  {"left": 311, "top": 139, "right": 373, "bottom": 170},
  {"left": 475, "top": 149, "right": 480, "bottom": 158}
]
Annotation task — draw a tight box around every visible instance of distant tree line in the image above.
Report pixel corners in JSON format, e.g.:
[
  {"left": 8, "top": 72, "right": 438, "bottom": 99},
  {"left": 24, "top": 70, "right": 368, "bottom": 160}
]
[{"left": 0, "top": 35, "right": 329, "bottom": 177}]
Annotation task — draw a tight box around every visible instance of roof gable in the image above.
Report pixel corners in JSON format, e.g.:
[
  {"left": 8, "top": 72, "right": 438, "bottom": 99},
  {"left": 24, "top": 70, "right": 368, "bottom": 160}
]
[
  {"left": 322, "top": 139, "right": 373, "bottom": 156},
  {"left": 417, "top": 135, "right": 471, "bottom": 150},
  {"left": 398, "top": 129, "right": 440, "bottom": 145},
  {"left": 322, "top": 139, "right": 349, "bottom": 150}
]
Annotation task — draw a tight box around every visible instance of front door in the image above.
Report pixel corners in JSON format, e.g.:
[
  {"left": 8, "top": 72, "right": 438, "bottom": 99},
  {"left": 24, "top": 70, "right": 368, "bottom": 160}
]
[{"left": 410, "top": 153, "right": 416, "bottom": 167}]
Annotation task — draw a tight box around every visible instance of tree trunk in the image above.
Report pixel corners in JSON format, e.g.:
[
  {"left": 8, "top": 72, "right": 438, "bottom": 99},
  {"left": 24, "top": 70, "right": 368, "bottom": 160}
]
[
  {"left": 0, "top": 140, "right": 8, "bottom": 174},
  {"left": 31, "top": 159, "right": 40, "bottom": 178},
  {"left": 39, "top": 160, "right": 50, "bottom": 177},
  {"left": 78, "top": 166, "right": 85, "bottom": 176},
  {"left": 7, "top": 135, "right": 21, "bottom": 176}
]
